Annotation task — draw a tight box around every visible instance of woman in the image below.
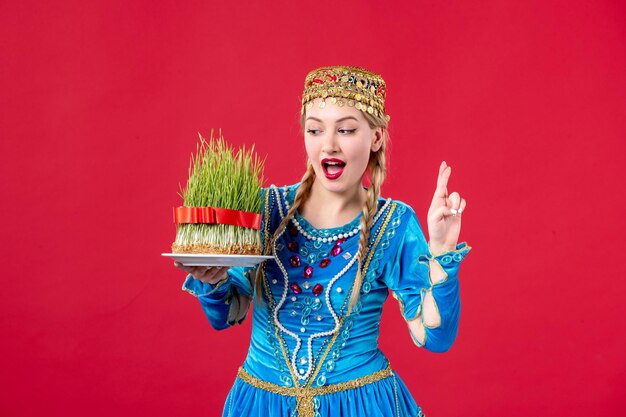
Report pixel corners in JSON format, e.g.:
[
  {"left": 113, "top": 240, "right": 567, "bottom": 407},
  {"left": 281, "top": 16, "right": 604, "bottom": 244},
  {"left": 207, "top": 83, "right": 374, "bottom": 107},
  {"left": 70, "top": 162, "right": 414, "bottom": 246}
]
[{"left": 175, "top": 65, "right": 471, "bottom": 416}]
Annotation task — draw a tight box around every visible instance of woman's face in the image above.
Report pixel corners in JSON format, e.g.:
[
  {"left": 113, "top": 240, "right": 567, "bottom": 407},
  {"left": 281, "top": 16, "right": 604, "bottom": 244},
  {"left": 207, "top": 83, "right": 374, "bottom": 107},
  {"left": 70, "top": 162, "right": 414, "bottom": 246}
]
[{"left": 303, "top": 98, "right": 383, "bottom": 195}]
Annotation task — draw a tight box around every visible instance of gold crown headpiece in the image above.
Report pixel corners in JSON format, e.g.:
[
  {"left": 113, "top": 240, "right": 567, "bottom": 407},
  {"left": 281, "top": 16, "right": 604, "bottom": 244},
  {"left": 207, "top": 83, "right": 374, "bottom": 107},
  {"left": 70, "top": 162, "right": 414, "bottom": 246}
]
[{"left": 300, "top": 65, "right": 390, "bottom": 122}]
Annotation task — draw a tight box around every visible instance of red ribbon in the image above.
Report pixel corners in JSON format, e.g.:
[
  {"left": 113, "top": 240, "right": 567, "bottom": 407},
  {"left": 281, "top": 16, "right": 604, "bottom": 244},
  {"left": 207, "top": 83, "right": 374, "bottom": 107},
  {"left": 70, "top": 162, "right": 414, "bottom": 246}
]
[{"left": 173, "top": 206, "right": 262, "bottom": 230}]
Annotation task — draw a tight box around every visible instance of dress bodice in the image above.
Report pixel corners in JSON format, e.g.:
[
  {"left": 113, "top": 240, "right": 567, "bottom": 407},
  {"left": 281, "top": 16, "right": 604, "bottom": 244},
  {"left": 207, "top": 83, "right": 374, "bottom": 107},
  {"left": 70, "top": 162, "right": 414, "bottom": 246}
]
[{"left": 246, "top": 184, "right": 400, "bottom": 388}]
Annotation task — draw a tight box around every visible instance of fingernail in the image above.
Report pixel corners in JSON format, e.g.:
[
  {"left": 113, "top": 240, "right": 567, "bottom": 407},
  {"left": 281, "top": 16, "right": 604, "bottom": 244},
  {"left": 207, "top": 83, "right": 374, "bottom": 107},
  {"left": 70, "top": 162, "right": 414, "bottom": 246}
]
[
  {"left": 451, "top": 208, "right": 457, "bottom": 215},
  {"left": 458, "top": 208, "right": 463, "bottom": 213}
]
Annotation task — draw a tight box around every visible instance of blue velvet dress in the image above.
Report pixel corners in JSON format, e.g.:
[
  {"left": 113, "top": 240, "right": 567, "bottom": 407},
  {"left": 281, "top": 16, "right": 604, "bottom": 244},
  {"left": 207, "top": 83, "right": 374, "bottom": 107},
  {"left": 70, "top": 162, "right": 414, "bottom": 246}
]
[{"left": 182, "top": 183, "right": 472, "bottom": 417}]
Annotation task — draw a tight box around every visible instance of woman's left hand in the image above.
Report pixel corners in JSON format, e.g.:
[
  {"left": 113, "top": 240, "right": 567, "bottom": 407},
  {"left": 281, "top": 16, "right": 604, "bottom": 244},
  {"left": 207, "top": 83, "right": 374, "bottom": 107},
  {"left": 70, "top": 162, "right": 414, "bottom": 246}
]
[{"left": 427, "top": 161, "right": 466, "bottom": 256}]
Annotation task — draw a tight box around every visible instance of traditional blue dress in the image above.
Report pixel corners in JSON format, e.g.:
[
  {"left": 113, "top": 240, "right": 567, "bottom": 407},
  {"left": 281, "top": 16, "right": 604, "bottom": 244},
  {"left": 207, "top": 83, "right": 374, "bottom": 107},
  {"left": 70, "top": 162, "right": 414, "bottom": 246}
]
[{"left": 182, "top": 183, "right": 472, "bottom": 417}]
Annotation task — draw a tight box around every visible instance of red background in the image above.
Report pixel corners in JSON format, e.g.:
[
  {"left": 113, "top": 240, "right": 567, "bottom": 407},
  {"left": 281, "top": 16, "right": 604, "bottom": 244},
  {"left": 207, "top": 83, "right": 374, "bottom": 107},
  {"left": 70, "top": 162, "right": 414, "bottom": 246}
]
[{"left": 1, "top": 1, "right": 625, "bottom": 416}]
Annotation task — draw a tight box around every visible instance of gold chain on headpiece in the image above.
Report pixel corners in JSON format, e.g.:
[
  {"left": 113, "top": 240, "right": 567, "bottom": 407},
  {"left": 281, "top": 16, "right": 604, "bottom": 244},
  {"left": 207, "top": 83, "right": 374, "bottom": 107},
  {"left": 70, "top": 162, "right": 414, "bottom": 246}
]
[{"left": 300, "top": 65, "right": 390, "bottom": 122}]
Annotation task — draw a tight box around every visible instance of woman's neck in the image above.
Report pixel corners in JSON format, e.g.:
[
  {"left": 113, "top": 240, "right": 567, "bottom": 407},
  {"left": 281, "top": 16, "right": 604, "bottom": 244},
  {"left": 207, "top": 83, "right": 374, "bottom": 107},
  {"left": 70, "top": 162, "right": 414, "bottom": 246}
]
[{"left": 298, "top": 179, "right": 367, "bottom": 229}]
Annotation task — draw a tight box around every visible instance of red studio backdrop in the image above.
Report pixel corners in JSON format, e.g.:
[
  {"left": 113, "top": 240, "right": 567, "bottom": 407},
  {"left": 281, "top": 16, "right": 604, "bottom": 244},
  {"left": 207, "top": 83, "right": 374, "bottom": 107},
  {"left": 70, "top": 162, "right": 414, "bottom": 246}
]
[{"left": 1, "top": 1, "right": 625, "bottom": 416}]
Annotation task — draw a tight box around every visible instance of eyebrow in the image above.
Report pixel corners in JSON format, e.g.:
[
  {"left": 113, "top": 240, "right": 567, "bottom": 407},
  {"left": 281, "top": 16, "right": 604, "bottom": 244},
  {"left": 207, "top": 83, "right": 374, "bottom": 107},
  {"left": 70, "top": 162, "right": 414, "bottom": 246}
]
[{"left": 305, "top": 116, "right": 359, "bottom": 123}]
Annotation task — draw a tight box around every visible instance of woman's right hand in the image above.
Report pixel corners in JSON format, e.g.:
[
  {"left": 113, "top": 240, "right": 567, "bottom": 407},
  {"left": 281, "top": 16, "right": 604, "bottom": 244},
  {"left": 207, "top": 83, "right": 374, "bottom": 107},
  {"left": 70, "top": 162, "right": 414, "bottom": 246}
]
[{"left": 174, "top": 261, "right": 229, "bottom": 285}]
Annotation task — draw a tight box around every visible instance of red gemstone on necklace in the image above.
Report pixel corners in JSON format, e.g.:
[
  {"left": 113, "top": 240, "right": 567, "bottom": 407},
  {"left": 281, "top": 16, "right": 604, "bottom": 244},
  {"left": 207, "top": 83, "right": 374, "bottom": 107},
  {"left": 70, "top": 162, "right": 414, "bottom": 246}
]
[
  {"left": 289, "top": 225, "right": 299, "bottom": 236},
  {"left": 312, "top": 283, "right": 324, "bottom": 296},
  {"left": 289, "top": 255, "right": 301, "bottom": 267},
  {"left": 290, "top": 283, "right": 302, "bottom": 294},
  {"left": 303, "top": 265, "right": 313, "bottom": 278},
  {"left": 287, "top": 241, "right": 299, "bottom": 252},
  {"left": 331, "top": 245, "right": 343, "bottom": 257},
  {"left": 319, "top": 258, "right": 331, "bottom": 268},
  {"left": 336, "top": 238, "right": 347, "bottom": 245}
]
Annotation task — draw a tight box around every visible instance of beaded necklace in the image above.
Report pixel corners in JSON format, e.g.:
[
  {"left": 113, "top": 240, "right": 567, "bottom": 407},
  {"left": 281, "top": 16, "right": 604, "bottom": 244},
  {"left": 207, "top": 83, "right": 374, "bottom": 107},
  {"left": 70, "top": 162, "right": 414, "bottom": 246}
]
[{"left": 280, "top": 185, "right": 392, "bottom": 242}]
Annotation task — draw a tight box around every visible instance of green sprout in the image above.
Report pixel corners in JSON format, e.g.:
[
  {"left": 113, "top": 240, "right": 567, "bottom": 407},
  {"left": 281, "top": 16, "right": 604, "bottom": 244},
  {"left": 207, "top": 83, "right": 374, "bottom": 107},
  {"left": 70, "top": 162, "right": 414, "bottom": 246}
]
[{"left": 172, "top": 129, "right": 265, "bottom": 254}]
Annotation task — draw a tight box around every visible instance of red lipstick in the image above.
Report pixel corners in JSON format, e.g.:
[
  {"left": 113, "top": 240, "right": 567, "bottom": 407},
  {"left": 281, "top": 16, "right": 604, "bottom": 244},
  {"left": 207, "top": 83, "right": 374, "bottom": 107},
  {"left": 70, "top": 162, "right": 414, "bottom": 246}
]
[{"left": 321, "top": 158, "right": 346, "bottom": 180}]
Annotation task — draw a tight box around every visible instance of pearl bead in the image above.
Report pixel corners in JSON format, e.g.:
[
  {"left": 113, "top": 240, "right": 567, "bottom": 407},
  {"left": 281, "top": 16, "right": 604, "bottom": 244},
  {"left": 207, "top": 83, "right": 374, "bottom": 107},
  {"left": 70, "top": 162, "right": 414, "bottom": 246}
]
[
  {"left": 336, "top": 287, "right": 343, "bottom": 293},
  {"left": 300, "top": 327, "right": 306, "bottom": 333},
  {"left": 291, "top": 296, "right": 297, "bottom": 302}
]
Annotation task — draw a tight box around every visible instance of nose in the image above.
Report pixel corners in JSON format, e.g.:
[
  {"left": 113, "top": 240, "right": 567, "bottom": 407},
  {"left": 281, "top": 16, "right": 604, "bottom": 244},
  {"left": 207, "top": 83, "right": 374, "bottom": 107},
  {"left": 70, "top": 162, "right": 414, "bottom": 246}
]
[{"left": 321, "top": 131, "right": 340, "bottom": 154}]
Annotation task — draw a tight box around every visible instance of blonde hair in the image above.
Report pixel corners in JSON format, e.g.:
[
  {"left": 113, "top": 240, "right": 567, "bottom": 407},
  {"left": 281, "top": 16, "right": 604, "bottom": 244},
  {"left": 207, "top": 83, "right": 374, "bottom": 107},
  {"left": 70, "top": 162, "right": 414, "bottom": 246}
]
[{"left": 254, "top": 109, "right": 389, "bottom": 311}]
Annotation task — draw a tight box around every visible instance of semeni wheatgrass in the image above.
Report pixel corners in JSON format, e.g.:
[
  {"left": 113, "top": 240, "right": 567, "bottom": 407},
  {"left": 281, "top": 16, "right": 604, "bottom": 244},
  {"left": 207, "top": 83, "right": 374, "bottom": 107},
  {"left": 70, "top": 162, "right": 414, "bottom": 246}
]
[{"left": 172, "top": 129, "right": 265, "bottom": 254}]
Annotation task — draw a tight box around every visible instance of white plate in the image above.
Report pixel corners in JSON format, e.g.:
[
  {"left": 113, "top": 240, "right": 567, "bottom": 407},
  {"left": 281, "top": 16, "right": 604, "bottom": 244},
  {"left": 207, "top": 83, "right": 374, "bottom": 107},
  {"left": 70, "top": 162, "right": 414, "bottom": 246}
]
[{"left": 162, "top": 253, "right": 274, "bottom": 267}]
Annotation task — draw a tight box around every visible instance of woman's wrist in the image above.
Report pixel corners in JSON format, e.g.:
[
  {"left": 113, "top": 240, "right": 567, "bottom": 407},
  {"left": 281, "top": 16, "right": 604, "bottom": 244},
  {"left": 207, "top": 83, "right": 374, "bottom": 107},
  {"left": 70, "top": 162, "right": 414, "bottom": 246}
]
[{"left": 428, "top": 241, "right": 456, "bottom": 257}]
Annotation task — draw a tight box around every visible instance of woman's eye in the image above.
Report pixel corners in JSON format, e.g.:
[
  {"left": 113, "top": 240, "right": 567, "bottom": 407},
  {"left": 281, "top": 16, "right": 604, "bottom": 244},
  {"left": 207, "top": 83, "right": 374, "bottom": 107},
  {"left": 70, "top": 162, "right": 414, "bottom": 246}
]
[
  {"left": 306, "top": 129, "right": 320, "bottom": 135},
  {"left": 339, "top": 129, "right": 356, "bottom": 134}
]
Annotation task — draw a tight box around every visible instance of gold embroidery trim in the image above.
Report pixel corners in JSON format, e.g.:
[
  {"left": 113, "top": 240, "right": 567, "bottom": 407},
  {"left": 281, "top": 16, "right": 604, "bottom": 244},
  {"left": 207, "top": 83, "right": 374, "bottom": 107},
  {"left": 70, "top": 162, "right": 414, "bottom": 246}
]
[
  {"left": 237, "top": 365, "right": 394, "bottom": 417},
  {"left": 360, "top": 204, "right": 396, "bottom": 277}
]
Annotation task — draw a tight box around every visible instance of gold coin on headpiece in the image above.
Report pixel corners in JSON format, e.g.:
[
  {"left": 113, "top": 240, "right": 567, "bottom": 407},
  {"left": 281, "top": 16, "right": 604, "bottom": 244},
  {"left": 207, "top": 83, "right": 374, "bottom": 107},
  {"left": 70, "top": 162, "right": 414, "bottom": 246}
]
[
  {"left": 306, "top": 102, "right": 313, "bottom": 110},
  {"left": 319, "top": 100, "right": 326, "bottom": 108},
  {"left": 385, "top": 114, "right": 391, "bottom": 122},
  {"left": 355, "top": 102, "right": 362, "bottom": 110},
  {"left": 367, "top": 106, "right": 374, "bottom": 114},
  {"left": 330, "top": 97, "right": 337, "bottom": 104},
  {"left": 337, "top": 100, "right": 344, "bottom": 107},
  {"left": 341, "top": 75, "right": 349, "bottom": 82},
  {"left": 370, "top": 86, "right": 376, "bottom": 94},
  {"left": 355, "top": 94, "right": 362, "bottom": 101},
  {"left": 347, "top": 100, "right": 355, "bottom": 107},
  {"left": 322, "top": 90, "right": 328, "bottom": 98}
]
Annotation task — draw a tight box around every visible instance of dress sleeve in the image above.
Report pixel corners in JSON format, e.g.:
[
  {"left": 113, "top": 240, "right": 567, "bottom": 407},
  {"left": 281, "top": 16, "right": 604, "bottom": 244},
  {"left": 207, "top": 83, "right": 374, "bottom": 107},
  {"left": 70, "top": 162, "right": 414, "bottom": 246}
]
[
  {"left": 182, "top": 267, "right": 255, "bottom": 330},
  {"left": 180, "top": 187, "right": 270, "bottom": 330},
  {"left": 381, "top": 205, "right": 472, "bottom": 352}
]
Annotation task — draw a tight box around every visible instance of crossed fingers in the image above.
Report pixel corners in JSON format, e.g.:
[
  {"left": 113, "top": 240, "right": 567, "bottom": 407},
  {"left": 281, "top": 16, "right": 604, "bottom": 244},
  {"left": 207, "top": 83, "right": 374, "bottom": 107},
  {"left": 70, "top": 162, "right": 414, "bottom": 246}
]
[{"left": 433, "top": 161, "right": 466, "bottom": 217}]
